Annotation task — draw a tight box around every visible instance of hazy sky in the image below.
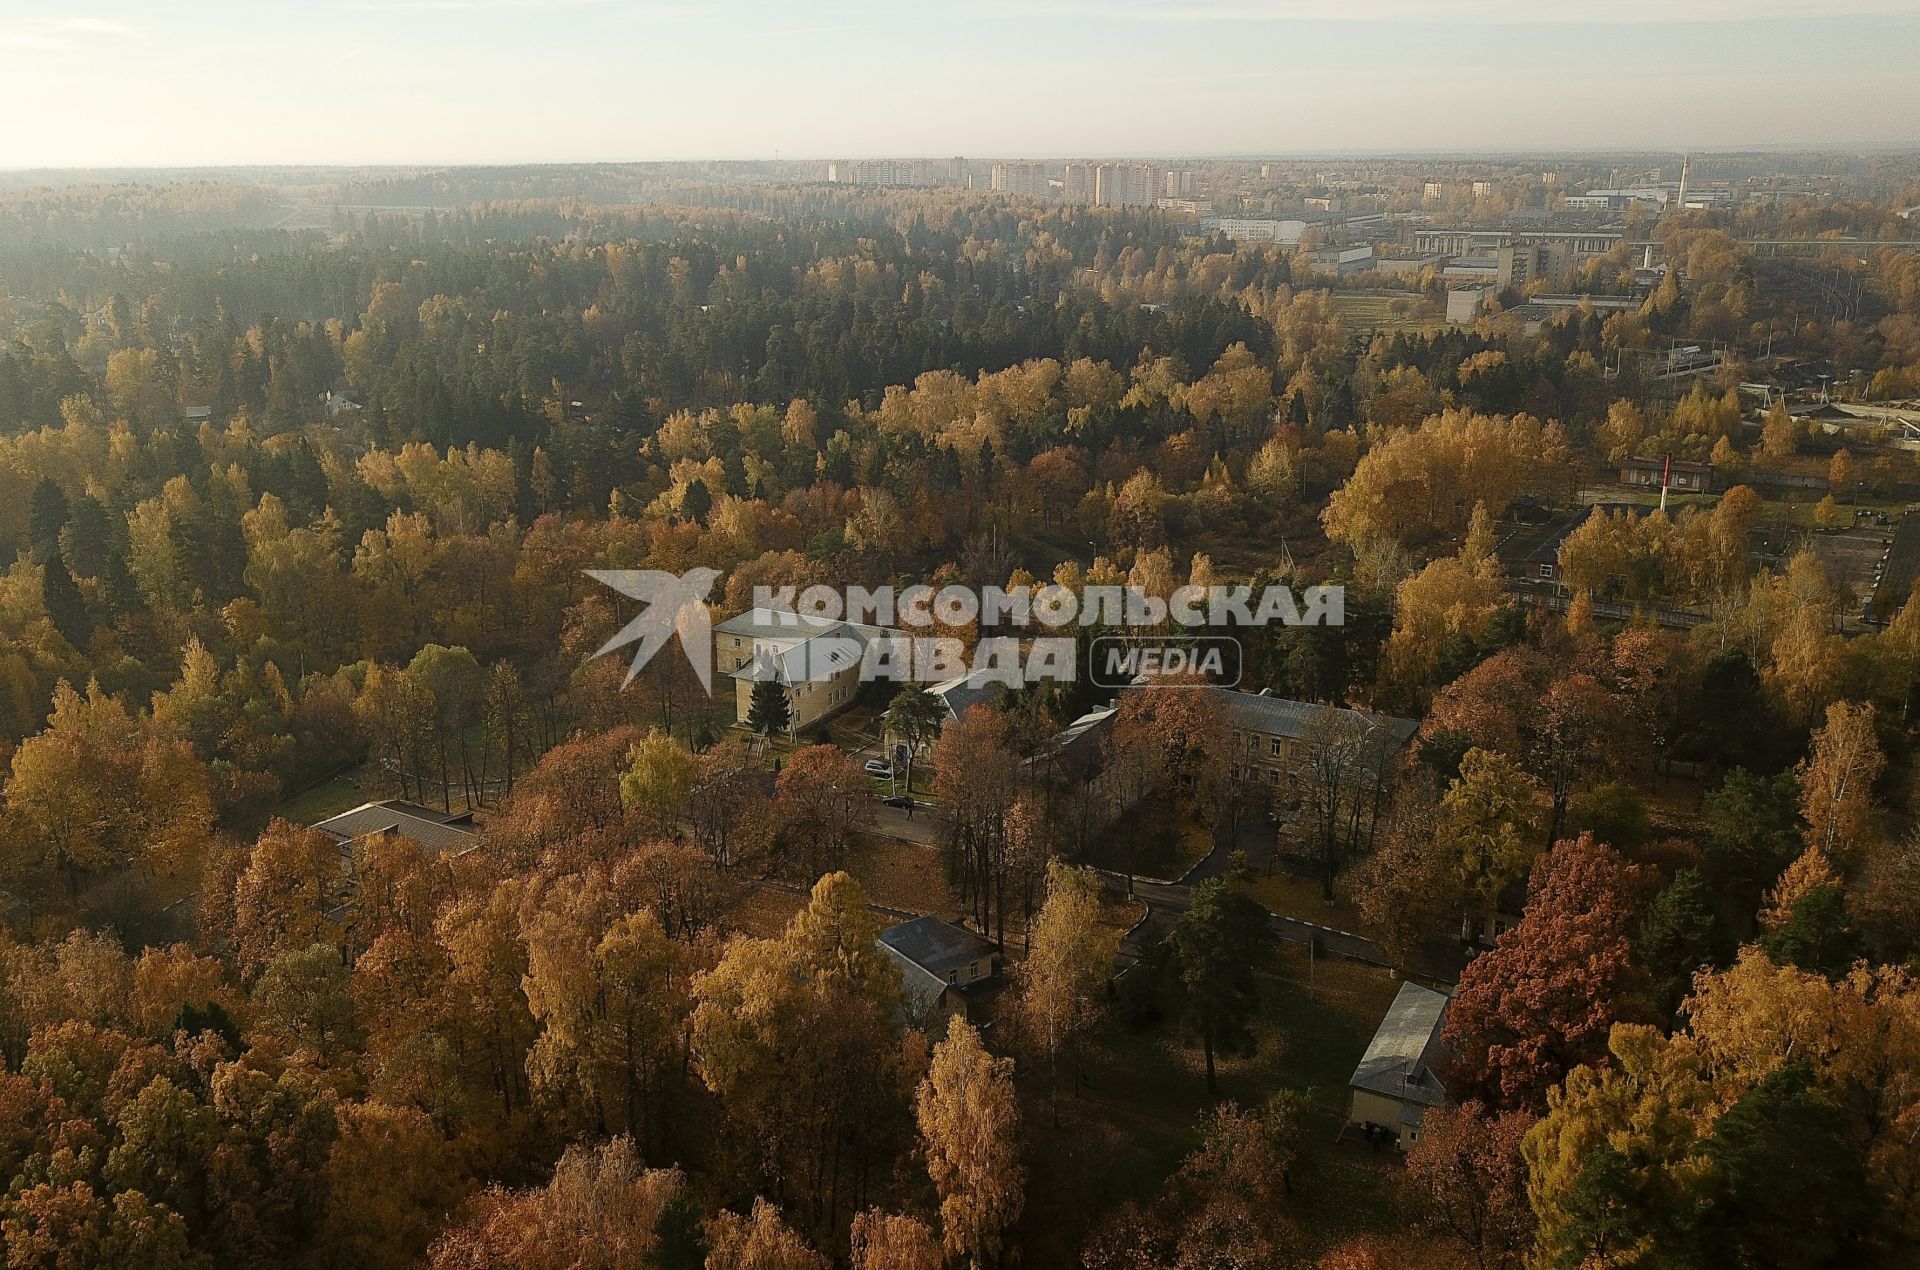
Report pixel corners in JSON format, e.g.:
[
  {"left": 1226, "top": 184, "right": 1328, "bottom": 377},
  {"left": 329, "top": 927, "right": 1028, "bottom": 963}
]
[{"left": 3, "top": 0, "right": 1919, "bottom": 167}]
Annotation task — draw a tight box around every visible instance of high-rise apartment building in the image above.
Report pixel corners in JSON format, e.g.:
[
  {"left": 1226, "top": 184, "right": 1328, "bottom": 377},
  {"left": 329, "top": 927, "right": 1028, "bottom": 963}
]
[{"left": 991, "top": 162, "right": 1049, "bottom": 197}]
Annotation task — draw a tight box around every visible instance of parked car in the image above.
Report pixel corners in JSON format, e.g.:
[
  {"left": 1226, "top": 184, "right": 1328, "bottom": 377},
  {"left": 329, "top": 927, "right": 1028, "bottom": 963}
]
[
  {"left": 882, "top": 795, "right": 914, "bottom": 809},
  {"left": 864, "top": 758, "right": 895, "bottom": 777}
]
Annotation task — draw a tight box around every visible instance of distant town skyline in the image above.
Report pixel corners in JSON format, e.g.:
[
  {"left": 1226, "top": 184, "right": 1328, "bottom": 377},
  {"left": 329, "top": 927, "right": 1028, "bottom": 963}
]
[{"left": 4, "top": 1, "right": 1920, "bottom": 168}]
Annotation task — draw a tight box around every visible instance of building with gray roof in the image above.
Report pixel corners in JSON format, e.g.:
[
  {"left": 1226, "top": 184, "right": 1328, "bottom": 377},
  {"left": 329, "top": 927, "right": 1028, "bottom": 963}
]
[{"left": 1346, "top": 981, "right": 1454, "bottom": 1148}]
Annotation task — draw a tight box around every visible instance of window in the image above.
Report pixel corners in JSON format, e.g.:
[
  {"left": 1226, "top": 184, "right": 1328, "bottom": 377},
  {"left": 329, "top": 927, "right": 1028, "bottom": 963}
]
[
  {"left": 947, "top": 970, "right": 957, "bottom": 985},
  {"left": 1539, "top": 563, "right": 1556, "bottom": 579},
  {"left": 1270, "top": 738, "right": 1283, "bottom": 757}
]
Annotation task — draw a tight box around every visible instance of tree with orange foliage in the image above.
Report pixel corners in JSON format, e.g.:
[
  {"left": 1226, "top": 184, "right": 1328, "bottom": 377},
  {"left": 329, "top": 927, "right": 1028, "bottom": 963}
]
[
  {"left": 773, "top": 744, "right": 874, "bottom": 878},
  {"left": 1442, "top": 833, "right": 1650, "bottom": 1109},
  {"left": 1402, "top": 1101, "right": 1536, "bottom": 1270}
]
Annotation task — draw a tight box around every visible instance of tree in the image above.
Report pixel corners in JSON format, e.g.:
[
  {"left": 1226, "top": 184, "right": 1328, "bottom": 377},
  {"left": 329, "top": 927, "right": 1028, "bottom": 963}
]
[
  {"left": 1283, "top": 706, "right": 1400, "bottom": 901},
  {"left": 231, "top": 820, "right": 344, "bottom": 980},
  {"left": 317, "top": 1101, "right": 463, "bottom": 1270},
  {"left": 1797, "top": 700, "right": 1884, "bottom": 866},
  {"left": 849, "top": 1209, "right": 942, "bottom": 1270},
  {"left": 1434, "top": 747, "right": 1542, "bottom": 924},
  {"left": 26, "top": 477, "right": 70, "bottom": 559},
  {"left": 686, "top": 740, "right": 776, "bottom": 871},
  {"left": 1703, "top": 766, "right": 1802, "bottom": 895},
  {"left": 6, "top": 681, "right": 215, "bottom": 892},
  {"left": 619, "top": 727, "right": 699, "bottom": 833},
  {"left": 931, "top": 705, "right": 1023, "bottom": 943},
  {"left": 1015, "top": 862, "right": 1120, "bottom": 1123},
  {"left": 1402, "top": 1101, "right": 1536, "bottom": 1270},
  {"left": 1173, "top": 872, "right": 1269, "bottom": 1095},
  {"left": 252, "top": 942, "right": 363, "bottom": 1065},
  {"left": 680, "top": 477, "right": 712, "bottom": 524},
  {"left": 40, "top": 550, "right": 90, "bottom": 648},
  {"left": 882, "top": 681, "right": 945, "bottom": 791},
  {"left": 522, "top": 884, "right": 693, "bottom": 1149},
  {"left": 1084, "top": 1095, "right": 1306, "bottom": 1267},
  {"left": 916, "top": 1016, "right": 1024, "bottom": 1268},
  {"left": 1442, "top": 834, "right": 1648, "bottom": 1109},
  {"left": 1759, "top": 401, "right": 1798, "bottom": 461},
  {"left": 1523, "top": 1026, "right": 1716, "bottom": 1266},
  {"left": 1634, "top": 868, "right": 1720, "bottom": 1019},
  {"left": 428, "top": 1137, "right": 686, "bottom": 1270},
  {"left": 1428, "top": 648, "right": 1627, "bottom": 849},
  {"left": 690, "top": 873, "right": 908, "bottom": 1234},
  {"left": 1829, "top": 447, "right": 1857, "bottom": 499},
  {"left": 1760, "top": 881, "right": 1862, "bottom": 979},
  {"left": 1692, "top": 1060, "right": 1882, "bottom": 1268},
  {"left": 704, "top": 1198, "right": 828, "bottom": 1270},
  {"left": 773, "top": 744, "right": 874, "bottom": 877},
  {"left": 746, "top": 677, "right": 791, "bottom": 737}
]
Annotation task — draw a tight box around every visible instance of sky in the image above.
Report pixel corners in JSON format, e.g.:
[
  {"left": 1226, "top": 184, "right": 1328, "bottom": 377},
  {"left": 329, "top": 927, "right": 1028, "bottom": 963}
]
[{"left": 3, "top": 0, "right": 1920, "bottom": 168}]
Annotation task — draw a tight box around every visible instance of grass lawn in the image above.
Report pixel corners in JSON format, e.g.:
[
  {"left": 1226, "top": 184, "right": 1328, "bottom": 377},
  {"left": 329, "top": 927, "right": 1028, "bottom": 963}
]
[
  {"left": 1245, "top": 866, "right": 1369, "bottom": 934},
  {"left": 1015, "top": 941, "right": 1407, "bottom": 1263},
  {"left": 1330, "top": 290, "right": 1445, "bottom": 334},
  {"left": 843, "top": 833, "right": 954, "bottom": 917},
  {"left": 273, "top": 768, "right": 368, "bottom": 825}
]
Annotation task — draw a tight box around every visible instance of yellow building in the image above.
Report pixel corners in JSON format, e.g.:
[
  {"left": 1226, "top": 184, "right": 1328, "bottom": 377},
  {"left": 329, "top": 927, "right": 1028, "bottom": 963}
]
[
  {"left": 1346, "top": 981, "right": 1454, "bottom": 1148},
  {"left": 713, "top": 607, "right": 887, "bottom": 732}
]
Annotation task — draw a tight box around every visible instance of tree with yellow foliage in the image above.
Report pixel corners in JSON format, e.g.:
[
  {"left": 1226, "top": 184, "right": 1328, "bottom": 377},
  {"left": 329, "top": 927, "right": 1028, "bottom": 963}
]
[
  {"left": 1796, "top": 700, "right": 1884, "bottom": 866},
  {"left": 1015, "top": 862, "right": 1121, "bottom": 1122},
  {"left": 917, "top": 1016, "right": 1024, "bottom": 1268}
]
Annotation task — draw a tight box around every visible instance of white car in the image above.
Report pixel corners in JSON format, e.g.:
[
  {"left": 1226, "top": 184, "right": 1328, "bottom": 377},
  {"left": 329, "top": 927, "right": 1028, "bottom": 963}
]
[{"left": 864, "top": 758, "right": 895, "bottom": 777}]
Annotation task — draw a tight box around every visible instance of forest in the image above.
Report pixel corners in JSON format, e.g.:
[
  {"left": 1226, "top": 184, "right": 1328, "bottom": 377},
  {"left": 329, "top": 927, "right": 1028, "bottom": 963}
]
[{"left": 1, "top": 166, "right": 1920, "bottom": 1268}]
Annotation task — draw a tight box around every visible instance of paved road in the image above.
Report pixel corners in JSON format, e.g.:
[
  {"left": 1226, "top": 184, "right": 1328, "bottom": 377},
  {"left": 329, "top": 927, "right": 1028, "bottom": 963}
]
[{"left": 867, "top": 798, "right": 942, "bottom": 847}]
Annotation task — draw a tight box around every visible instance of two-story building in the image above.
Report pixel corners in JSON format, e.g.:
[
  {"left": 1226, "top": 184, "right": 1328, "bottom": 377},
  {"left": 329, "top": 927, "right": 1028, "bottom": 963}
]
[
  {"left": 712, "top": 607, "right": 889, "bottom": 732},
  {"left": 1218, "top": 689, "right": 1418, "bottom": 789}
]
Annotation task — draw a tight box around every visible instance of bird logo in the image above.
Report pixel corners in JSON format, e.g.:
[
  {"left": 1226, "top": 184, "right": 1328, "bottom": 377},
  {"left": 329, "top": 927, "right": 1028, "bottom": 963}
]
[{"left": 584, "top": 568, "right": 721, "bottom": 692}]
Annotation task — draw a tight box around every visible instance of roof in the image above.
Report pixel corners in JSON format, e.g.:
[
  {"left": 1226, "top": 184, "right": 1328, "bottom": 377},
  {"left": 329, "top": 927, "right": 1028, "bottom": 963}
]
[
  {"left": 877, "top": 915, "right": 995, "bottom": 976},
  {"left": 714, "top": 606, "right": 848, "bottom": 642},
  {"left": 718, "top": 606, "right": 891, "bottom": 686},
  {"left": 1350, "top": 981, "right": 1454, "bottom": 1109},
  {"left": 930, "top": 669, "right": 1004, "bottom": 720},
  {"left": 1032, "top": 704, "right": 1118, "bottom": 766},
  {"left": 1621, "top": 456, "right": 1714, "bottom": 473},
  {"left": 312, "top": 800, "right": 477, "bottom": 857},
  {"left": 733, "top": 630, "right": 866, "bottom": 685},
  {"left": 882, "top": 943, "right": 952, "bottom": 1025},
  {"left": 1214, "top": 689, "right": 1419, "bottom": 749}
]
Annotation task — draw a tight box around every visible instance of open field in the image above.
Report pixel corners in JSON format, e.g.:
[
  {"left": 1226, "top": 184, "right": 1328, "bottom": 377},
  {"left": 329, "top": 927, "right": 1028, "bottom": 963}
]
[{"left": 1330, "top": 290, "right": 1446, "bottom": 334}]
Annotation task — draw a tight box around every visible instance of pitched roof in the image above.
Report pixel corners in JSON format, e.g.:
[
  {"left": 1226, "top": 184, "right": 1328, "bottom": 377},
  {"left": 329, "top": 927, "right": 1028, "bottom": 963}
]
[
  {"left": 732, "top": 631, "right": 866, "bottom": 685},
  {"left": 877, "top": 915, "right": 995, "bottom": 977},
  {"left": 312, "top": 800, "right": 477, "bottom": 857},
  {"left": 717, "top": 606, "right": 891, "bottom": 686},
  {"left": 1214, "top": 689, "right": 1419, "bottom": 749},
  {"left": 714, "top": 606, "right": 847, "bottom": 642},
  {"left": 1349, "top": 981, "right": 1454, "bottom": 1109},
  {"left": 881, "top": 942, "right": 951, "bottom": 1026},
  {"left": 930, "top": 669, "right": 1004, "bottom": 720}
]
